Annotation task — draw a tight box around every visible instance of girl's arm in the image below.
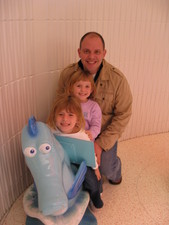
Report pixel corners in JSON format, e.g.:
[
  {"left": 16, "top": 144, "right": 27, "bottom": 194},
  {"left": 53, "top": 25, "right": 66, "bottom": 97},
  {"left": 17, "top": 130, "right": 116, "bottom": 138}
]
[{"left": 88, "top": 102, "right": 102, "bottom": 140}]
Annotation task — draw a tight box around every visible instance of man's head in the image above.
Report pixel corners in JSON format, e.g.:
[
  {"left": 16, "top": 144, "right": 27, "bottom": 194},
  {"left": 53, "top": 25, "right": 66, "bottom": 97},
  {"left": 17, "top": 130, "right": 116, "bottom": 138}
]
[{"left": 78, "top": 32, "right": 107, "bottom": 75}]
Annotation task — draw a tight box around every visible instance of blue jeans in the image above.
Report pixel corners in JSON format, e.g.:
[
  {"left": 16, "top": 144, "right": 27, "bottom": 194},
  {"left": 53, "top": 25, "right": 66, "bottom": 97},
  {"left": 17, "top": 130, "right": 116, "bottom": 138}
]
[
  {"left": 100, "top": 142, "right": 121, "bottom": 182},
  {"left": 72, "top": 164, "right": 102, "bottom": 196},
  {"left": 83, "top": 166, "right": 102, "bottom": 195}
]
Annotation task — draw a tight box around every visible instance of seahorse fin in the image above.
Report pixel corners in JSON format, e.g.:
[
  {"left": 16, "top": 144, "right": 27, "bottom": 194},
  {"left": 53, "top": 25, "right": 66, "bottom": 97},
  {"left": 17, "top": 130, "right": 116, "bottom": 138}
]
[{"left": 67, "top": 161, "right": 87, "bottom": 199}]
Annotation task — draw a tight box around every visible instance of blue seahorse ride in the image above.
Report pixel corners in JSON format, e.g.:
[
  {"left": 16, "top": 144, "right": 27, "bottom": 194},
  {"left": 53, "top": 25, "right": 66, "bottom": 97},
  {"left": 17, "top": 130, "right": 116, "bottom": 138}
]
[{"left": 21, "top": 116, "right": 97, "bottom": 225}]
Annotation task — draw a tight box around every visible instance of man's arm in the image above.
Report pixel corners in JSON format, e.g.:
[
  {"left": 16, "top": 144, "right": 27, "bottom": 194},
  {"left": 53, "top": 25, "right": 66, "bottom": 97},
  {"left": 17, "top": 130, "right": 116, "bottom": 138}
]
[
  {"left": 56, "top": 68, "right": 69, "bottom": 95},
  {"left": 56, "top": 63, "right": 80, "bottom": 95},
  {"left": 94, "top": 142, "right": 103, "bottom": 166},
  {"left": 96, "top": 77, "right": 133, "bottom": 151}
]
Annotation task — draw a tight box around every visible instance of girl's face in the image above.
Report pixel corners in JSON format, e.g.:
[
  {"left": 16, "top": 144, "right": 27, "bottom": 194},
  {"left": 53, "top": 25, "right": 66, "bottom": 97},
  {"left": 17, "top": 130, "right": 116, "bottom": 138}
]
[
  {"left": 55, "top": 109, "right": 78, "bottom": 134},
  {"left": 73, "top": 80, "right": 92, "bottom": 102}
]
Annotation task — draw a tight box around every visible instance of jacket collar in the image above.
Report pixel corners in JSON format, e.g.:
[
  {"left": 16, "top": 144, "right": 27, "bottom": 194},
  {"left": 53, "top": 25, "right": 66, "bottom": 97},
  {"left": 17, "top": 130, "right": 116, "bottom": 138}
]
[{"left": 77, "top": 60, "right": 105, "bottom": 82}]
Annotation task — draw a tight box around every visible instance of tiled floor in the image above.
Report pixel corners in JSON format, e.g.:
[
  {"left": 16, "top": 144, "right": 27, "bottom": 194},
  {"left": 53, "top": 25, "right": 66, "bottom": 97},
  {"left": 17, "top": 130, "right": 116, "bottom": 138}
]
[{"left": 2, "top": 132, "right": 169, "bottom": 225}]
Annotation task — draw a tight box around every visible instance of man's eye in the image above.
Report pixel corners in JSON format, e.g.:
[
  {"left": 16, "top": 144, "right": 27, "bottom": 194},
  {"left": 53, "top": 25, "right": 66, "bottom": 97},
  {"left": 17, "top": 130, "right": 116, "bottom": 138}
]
[
  {"left": 95, "top": 50, "right": 101, "bottom": 54},
  {"left": 84, "top": 50, "right": 90, "bottom": 54}
]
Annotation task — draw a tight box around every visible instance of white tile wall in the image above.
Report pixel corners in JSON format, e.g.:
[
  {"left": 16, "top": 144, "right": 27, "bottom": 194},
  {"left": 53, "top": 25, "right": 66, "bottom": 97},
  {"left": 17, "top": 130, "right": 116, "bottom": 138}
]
[{"left": 0, "top": 0, "right": 169, "bottom": 222}]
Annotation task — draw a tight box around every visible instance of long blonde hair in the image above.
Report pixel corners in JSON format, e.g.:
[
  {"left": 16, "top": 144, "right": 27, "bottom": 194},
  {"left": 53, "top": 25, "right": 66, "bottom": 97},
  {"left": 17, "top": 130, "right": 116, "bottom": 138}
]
[
  {"left": 47, "top": 94, "right": 85, "bottom": 132},
  {"left": 66, "top": 70, "right": 96, "bottom": 98}
]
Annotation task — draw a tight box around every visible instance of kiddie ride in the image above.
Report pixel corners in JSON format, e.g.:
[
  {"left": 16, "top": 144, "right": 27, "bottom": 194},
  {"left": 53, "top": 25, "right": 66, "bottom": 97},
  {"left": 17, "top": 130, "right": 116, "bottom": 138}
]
[{"left": 21, "top": 116, "right": 97, "bottom": 225}]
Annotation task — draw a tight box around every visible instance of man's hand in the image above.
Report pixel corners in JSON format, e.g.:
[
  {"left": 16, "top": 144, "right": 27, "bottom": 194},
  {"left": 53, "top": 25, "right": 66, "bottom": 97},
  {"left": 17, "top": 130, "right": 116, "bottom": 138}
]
[
  {"left": 94, "top": 168, "right": 101, "bottom": 180},
  {"left": 94, "top": 142, "right": 103, "bottom": 166}
]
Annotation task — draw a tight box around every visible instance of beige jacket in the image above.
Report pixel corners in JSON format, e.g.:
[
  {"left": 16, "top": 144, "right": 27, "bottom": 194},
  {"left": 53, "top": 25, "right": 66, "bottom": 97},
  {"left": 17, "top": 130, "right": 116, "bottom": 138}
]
[{"left": 57, "top": 59, "right": 133, "bottom": 151}]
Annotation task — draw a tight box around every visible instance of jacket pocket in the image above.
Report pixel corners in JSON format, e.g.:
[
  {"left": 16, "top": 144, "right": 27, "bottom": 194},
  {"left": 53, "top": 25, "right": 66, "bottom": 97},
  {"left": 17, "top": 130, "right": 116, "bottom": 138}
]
[{"left": 95, "top": 91, "right": 114, "bottom": 115}]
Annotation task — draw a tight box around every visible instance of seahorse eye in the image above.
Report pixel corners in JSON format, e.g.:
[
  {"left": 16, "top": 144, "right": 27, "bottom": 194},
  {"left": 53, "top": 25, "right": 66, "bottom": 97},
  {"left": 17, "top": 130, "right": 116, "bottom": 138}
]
[
  {"left": 39, "top": 143, "right": 51, "bottom": 154},
  {"left": 24, "top": 147, "right": 37, "bottom": 158}
]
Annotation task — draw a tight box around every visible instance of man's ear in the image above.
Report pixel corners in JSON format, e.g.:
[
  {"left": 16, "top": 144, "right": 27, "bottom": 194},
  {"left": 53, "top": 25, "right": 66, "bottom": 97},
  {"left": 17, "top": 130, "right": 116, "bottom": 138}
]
[
  {"left": 78, "top": 48, "right": 81, "bottom": 57},
  {"left": 103, "top": 49, "right": 107, "bottom": 58}
]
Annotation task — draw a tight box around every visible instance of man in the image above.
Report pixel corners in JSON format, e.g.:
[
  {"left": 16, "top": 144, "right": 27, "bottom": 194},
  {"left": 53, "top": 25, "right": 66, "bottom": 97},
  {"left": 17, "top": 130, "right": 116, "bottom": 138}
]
[{"left": 57, "top": 32, "right": 132, "bottom": 185}]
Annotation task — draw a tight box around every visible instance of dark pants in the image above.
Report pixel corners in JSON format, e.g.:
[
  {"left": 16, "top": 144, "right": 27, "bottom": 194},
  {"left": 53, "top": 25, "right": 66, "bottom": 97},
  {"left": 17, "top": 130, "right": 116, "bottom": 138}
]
[
  {"left": 72, "top": 164, "right": 102, "bottom": 200},
  {"left": 100, "top": 142, "right": 122, "bottom": 182},
  {"left": 83, "top": 166, "right": 102, "bottom": 196}
]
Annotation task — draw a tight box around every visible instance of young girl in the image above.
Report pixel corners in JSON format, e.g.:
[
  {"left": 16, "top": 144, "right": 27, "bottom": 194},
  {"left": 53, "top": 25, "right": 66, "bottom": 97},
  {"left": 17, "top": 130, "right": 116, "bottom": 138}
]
[
  {"left": 66, "top": 70, "right": 102, "bottom": 141},
  {"left": 47, "top": 95, "right": 103, "bottom": 209}
]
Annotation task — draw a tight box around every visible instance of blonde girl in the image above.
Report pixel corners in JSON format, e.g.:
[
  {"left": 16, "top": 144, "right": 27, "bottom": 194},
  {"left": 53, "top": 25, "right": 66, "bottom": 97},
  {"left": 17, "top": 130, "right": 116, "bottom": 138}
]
[
  {"left": 47, "top": 94, "right": 103, "bottom": 209},
  {"left": 66, "top": 71, "right": 102, "bottom": 141}
]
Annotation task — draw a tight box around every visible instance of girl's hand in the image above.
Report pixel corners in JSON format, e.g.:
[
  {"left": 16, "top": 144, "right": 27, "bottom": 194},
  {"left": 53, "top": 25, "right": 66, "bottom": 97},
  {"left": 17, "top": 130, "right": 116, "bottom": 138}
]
[{"left": 85, "top": 130, "right": 93, "bottom": 140}]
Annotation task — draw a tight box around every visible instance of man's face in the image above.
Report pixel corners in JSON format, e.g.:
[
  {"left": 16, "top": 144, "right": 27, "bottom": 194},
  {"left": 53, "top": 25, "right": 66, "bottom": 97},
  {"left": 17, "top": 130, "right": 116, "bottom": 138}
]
[{"left": 78, "top": 36, "right": 106, "bottom": 75}]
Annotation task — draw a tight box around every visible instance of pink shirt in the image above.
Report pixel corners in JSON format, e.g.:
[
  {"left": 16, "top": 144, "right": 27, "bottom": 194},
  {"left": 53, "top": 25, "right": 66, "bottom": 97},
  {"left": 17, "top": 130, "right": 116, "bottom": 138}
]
[{"left": 81, "top": 99, "right": 102, "bottom": 140}]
